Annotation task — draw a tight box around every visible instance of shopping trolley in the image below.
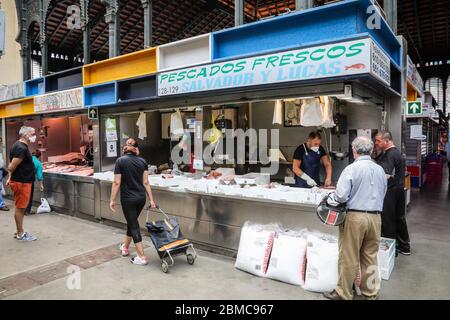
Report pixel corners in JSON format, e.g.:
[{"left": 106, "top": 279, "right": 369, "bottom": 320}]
[{"left": 145, "top": 206, "right": 197, "bottom": 273}]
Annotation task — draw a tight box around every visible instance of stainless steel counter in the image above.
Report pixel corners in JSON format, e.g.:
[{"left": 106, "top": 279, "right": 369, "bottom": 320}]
[
  {"left": 31, "top": 172, "right": 95, "bottom": 217},
  {"left": 24, "top": 173, "right": 337, "bottom": 253},
  {"left": 97, "top": 180, "right": 337, "bottom": 252}
]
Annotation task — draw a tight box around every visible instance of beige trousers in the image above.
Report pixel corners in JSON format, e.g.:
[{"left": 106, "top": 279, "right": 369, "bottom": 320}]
[{"left": 335, "top": 211, "right": 382, "bottom": 300}]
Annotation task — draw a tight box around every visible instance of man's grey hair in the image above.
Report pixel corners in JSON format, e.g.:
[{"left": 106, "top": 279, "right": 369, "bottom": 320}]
[
  {"left": 376, "top": 131, "right": 393, "bottom": 141},
  {"left": 352, "top": 136, "right": 374, "bottom": 155},
  {"left": 19, "top": 126, "right": 35, "bottom": 138}
]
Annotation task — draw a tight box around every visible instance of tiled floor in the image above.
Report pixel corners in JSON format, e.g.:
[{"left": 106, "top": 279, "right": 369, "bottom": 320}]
[{"left": 1, "top": 169, "right": 449, "bottom": 300}]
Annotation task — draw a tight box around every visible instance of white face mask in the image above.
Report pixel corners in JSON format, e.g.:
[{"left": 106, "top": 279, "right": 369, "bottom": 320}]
[
  {"left": 29, "top": 135, "right": 37, "bottom": 143},
  {"left": 311, "top": 146, "right": 320, "bottom": 153}
]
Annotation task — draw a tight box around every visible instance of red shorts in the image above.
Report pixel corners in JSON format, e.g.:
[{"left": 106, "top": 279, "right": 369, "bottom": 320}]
[{"left": 10, "top": 181, "right": 32, "bottom": 209}]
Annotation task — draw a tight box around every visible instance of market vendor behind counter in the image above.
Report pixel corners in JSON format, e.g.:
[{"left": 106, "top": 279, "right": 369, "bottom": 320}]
[{"left": 292, "top": 131, "right": 332, "bottom": 188}]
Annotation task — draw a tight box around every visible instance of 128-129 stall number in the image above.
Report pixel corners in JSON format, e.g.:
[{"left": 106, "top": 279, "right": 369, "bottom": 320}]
[{"left": 159, "top": 86, "right": 179, "bottom": 95}]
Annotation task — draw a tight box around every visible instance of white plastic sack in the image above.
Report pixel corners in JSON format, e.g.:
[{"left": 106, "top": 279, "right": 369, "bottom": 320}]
[
  {"left": 304, "top": 233, "right": 339, "bottom": 293},
  {"left": 300, "top": 98, "right": 323, "bottom": 127},
  {"left": 170, "top": 110, "right": 184, "bottom": 139},
  {"left": 37, "top": 198, "right": 52, "bottom": 214},
  {"left": 272, "top": 100, "right": 283, "bottom": 125},
  {"left": 320, "top": 96, "right": 336, "bottom": 128},
  {"left": 266, "top": 231, "right": 308, "bottom": 286},
  {"left": 136, "top": 112, "right": 147, "bottom": 140},
  {"left": 234, "top": 222, "right": 277, "bottom": 277}
]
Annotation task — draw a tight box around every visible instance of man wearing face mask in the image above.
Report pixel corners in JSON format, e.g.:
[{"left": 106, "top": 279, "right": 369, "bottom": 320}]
[
  {"left": 292, "top": 131, "right": 333, "bottom": 188},
  {"left": 7, "top": 126, "right": 37, "bottom": 241}
]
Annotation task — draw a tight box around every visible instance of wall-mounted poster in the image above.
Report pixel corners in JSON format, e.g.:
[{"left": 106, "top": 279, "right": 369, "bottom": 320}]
[{"left": 107, "top": 141, "right": 117, "bottom": 157}]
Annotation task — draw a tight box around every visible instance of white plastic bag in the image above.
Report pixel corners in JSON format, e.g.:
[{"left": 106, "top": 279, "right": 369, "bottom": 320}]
[
  {"left": 304, "top": 233, "right": 339, "bottom": 293},
  {"left": 272, "top": 100, "right": 283, "bottom": 125},
  {"left": 320, "top": 96, "right": 336, "bottom": 128},
  {"left": 266, "top": 229, "right": 308, "bottom": 286},
  {"left": 170, "top": 110, "right": 184, "bottom": 139},
  {"left": 37, "top": 198, "right": 52, "bottom": 214},
  {"left": 300, "top": 98, "right": 323, "bottom": 127},
  {"left": 234, "top": 222, "right": 278, "bottom": 277}
]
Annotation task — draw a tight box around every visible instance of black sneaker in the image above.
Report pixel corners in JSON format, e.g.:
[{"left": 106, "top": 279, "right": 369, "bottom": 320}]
[{"left": 398, "top": 248, "right": 411, "bottom": 256}]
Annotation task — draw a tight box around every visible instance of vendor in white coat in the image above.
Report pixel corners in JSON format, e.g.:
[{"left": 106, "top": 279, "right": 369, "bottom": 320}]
[{"left": 292, "top": 131, "right": 333, "bottom": 188}]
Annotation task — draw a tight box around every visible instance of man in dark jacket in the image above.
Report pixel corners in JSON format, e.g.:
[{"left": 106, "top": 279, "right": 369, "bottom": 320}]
[{"left": 375, "top": 131, "right": 411, "bottom": 256}]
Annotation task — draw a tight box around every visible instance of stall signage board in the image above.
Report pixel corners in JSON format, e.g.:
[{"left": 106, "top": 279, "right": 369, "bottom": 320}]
[
  {"left": 88, "top": 107, "right": 98, "bottom": 120},
  {"left": 158, "top": 38, "right": 391, "bottom": 96},
  {"left": 34, "top": 87, "right": 83, "bottom": 113},
  {"left": 406, "top": 101, "right": 422, "bottom": 116},
  {"left": 370, "top": 41, "right": 391, "bottom": 86},
  {"left": 407, "top": 55, "right": 424, "bottom": 95},
  {"left": 0, "top": 83, "right": 24, "bottom": 102},
  {"left": 422, "top": 103, "right": 438, "bottom": 118}
]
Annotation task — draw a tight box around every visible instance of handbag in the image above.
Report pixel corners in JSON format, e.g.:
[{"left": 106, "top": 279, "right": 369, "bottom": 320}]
[{"left": 316, "top": 194, "right": 347, "bottom": 226}]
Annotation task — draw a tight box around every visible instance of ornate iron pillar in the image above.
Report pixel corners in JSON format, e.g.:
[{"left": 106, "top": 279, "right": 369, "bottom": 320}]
[
  {"left": 141, "top": 0, "right": 152, "bottom": 48},
  {"left": 296, "top": 0, "right": 313, "bottom": 11},
  {"left": 235, "top": 0, "right": 243, "bottom": 26},
  {"left": 102, "top": 0, "right": 120, "bottom": 58},
  {"left": 443, "top": 78, "right": 447, "bottom": 116},
  {"left": 383, "top": 0, "right": 397, "bottom": 34},
  {"left": 40, "top": 0, "right": 48, "bottom": 75},
  {"left": 81, "top": 0, "right": 90, "bottom": 63},
  {"left": 40, "top": 34, "right": 48, "bottom": 75},
  {"left": 17, "top": 0, "right": 30, "bottom": 80}
]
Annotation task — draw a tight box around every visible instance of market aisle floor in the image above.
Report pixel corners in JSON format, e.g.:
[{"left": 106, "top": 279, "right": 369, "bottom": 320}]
[{"left": 1, "top": 170, "right": 449, "bottom": 300}]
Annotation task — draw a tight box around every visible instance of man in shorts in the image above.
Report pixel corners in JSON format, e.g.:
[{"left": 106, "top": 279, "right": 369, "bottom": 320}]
[{"left": 7, "top": 126, "right": 37, "bottom": 241}]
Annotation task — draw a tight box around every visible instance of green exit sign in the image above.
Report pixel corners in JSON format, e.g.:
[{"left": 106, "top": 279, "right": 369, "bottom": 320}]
[
  {"left": 407, "top": 101, "right": 422, "bottom": 116},
  {"left": 88, "top": 107, "right": 98, "bottom": 120}
]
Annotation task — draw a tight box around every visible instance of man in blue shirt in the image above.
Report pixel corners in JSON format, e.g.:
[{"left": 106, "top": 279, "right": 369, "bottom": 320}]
[{"left": 324, "top": 136, "right": 387, "bottom": 301}]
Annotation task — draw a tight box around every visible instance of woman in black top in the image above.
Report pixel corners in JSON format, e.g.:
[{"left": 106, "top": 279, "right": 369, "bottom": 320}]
[{"left": 110, "top": 139, "right": 156, "bottom": 265}]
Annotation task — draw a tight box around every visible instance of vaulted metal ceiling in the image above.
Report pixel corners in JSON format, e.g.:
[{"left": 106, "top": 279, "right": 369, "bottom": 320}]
[
  {"left": 396, "top": 0, "right": 449, "bottom": 65},
  {"left": 37, "top": 0, "right": 450, "bottom": 66}
]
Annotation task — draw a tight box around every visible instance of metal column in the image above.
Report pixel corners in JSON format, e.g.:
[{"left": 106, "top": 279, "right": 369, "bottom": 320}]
[
  {"left": 383, "top": 0, "right": 397, "bottom": 34},
  {"left": 93, "top": 122, "right": 101, "bottom": 173},
  {"left": 296, "top": 0, "right": 313, "bottom": 11},
  {"left": 141, "top": 0, "right": 153, "bottom": 48},
  {"left": 81, "top": 0, "right": 91, "bottom": 64},
  {"left": 443, "top": 81, "right": 447, "bottom": 117},
  {"left": 194, "top": 106, "right": 212, "bottom": 172},
  {"left": 40, "top": 0, "right": 48, "bottom": 76},
  {"left": 19, "top": 2, "right": 29, "bottom": 80},
  {"left": 235, "top": 0, "right": 244, "bottom": 26},
  {"left": 40, "top": 36, "right": 48, "bottom": 76},
  {"left": 104, "top": 1, "right": 120, "bottom": 58}
]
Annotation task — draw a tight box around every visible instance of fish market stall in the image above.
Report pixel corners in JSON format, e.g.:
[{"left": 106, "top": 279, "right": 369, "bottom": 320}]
[
  {"left": 93, "top": 171, "right": 337, "bottom": 252},
  {"left": 3, "top": 76, "right": 97, "bottom": 215}
]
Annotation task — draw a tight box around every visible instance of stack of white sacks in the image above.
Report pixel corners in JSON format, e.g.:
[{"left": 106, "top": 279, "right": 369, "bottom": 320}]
[{"left": 235, "top": 222, "right": 394, "bottom": 293}]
